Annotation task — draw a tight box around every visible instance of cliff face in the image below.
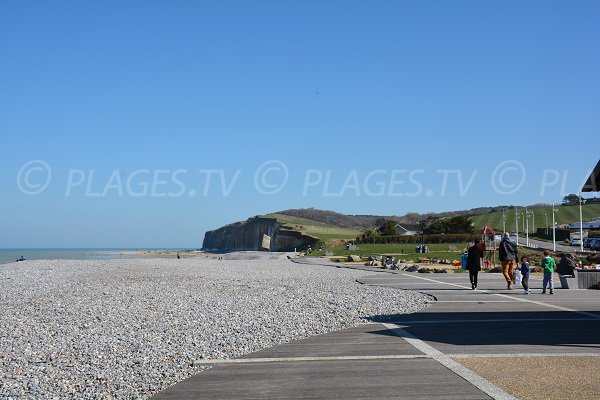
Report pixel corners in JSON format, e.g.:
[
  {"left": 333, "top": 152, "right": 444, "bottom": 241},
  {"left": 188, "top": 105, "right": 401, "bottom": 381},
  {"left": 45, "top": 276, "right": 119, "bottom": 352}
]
[{"left": 202, "top": 217, "right": 318, "bottom": 252}]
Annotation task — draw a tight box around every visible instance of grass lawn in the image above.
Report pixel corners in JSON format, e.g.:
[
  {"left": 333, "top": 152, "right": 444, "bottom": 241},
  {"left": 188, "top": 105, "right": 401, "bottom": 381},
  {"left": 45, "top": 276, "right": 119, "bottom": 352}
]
[{"left": 310, "top": 242, "right": 472, "bottom": 262}]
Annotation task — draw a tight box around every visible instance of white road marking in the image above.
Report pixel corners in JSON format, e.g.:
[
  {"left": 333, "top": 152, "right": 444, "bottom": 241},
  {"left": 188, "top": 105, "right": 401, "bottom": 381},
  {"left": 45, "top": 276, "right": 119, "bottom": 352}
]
[
  {"left": 431, "top": 300, "right": 518, "bottom": 303},
  {"left": 190, "top": 351, "right": 600, "bottom": 366},
  {"left": 384, "top": 323, "right": 517, "bottom": 400},
  {"left": 190, "top": 354, "right": 432, "bottom": 365},
  {"left": 397, "top": 273, "right": 487, "bottom": 289}
]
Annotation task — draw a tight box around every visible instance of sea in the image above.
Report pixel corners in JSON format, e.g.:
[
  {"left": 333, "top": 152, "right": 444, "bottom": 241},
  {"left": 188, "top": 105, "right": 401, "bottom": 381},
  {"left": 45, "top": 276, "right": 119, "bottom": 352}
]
[{"left": 0, "top": 249, "right": 187, "bottom": 266}]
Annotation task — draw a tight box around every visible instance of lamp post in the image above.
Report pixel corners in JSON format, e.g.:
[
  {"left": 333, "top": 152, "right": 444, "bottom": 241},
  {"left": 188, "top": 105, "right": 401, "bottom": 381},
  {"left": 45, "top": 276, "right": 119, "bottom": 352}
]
[
  {"left": 552, "top": 203, "right": 558, "bottom": 252},
  {"left": 525, "top": 207, "right": 530, "bottom": 247},
  {"left": 502, "top": 208, "right": 507, "bottom": 233},
  {"left": 579, "top": 194, "right": 584, "bottom": 252},
  {"left": 544, "top": 212, "right": 548, "bottom": 236},
  {"left": 515, "top": 206, "right": 519, "bottom": 245}
]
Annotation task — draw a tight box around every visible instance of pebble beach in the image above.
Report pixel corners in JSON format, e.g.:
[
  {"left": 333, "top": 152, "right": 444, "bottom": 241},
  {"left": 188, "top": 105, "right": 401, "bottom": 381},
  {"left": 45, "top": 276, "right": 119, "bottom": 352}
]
[{"left": 0, "top": 255, "right": 431, "bottom": 399}]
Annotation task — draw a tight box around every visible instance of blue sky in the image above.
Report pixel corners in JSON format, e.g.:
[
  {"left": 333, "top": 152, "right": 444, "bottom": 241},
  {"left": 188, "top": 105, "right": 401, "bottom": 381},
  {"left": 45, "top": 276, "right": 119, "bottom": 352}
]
[{"left": 1, "top": 0, "right": 599, "bottom": 248}]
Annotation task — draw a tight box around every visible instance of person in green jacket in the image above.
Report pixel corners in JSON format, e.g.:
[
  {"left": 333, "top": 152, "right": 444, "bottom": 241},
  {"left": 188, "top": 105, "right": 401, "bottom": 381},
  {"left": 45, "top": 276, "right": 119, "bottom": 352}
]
[{"left": 541, "top": 250, "right": 556, "bottom": 294}]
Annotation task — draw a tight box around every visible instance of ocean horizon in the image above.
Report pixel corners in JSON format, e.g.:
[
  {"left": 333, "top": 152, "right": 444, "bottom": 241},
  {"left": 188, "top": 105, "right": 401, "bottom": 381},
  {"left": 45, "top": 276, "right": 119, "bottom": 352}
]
[{"left": 0, "top": 248, "right": 198, "bottom": 266}]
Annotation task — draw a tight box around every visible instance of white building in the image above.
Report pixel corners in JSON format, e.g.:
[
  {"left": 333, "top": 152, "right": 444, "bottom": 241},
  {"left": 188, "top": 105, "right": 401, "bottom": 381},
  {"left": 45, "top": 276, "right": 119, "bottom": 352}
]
[{"left": 395, "top": 224, "right": 419, "bottom": 236}]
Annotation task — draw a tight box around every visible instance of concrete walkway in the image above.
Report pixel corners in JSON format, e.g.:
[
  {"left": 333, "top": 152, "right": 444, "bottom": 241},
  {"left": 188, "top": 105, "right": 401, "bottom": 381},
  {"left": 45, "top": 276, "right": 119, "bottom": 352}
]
[{"left": 153, "top": 260, "right": 600, "bottom": 400}]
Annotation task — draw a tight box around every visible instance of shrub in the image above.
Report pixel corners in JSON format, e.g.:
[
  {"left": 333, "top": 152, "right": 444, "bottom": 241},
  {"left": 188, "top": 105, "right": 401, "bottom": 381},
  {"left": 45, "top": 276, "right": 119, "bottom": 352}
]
[{"left": 356, "top": 233, "right": 474, "bottom": 245}]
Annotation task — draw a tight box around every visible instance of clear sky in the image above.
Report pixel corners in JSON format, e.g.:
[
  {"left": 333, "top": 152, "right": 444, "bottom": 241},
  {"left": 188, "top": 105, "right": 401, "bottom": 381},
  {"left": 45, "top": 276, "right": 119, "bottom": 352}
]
[{"left": 1, "top": 0, "right": 599, "bottom": 248}]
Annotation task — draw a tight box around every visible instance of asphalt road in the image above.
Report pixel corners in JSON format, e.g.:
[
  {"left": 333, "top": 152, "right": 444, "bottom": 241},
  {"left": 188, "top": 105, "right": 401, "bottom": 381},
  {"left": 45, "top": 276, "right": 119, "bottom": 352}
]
[
  {"left": 517, "top": 236, "right": 575, "bottom": 252},
  {"left": 516, "top": 236, "right": 600, "bottom": 255}
]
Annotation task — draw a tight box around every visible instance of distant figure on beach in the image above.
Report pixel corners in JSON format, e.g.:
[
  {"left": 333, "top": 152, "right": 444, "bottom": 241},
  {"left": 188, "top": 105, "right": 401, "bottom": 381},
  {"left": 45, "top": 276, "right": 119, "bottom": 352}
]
[
  {"left": 499, "top": 232, "right": 518, "bottom": 290},
  {"left": 467, "top": 239, "right": 484, "bottom": 290},
  {"left": 557, "top": 253, "right": 576, "bottom": 277},
  {"left": 541, "top": 250, "right": 556, "bottom": 294},
  {"left": 16, "top": 256, "right": 25, "bottom": 262},
  {"left": 177, "top": 252, "right": 180, "bottom": 259},
  {"left": 521, "top": 256, "right": 530, "bottom": 294}
]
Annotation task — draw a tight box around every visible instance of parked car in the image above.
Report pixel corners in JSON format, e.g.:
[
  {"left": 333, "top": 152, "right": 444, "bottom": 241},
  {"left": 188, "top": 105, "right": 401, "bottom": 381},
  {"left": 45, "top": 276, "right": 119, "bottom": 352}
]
[{"left": 587, "top": 238, "right": 600, "bottom": 250}]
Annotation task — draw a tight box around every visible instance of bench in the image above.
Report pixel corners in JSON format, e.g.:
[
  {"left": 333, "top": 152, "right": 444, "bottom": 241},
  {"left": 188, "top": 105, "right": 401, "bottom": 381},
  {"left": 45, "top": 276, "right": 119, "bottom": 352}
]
[
  {"left": 576, "top": 269, "right": 600, "bottom": 289},
  {"left": 560, "top": 269, "right": 600, "bottom": 289},
  {"left": 559, "top": 271, "right": 578, "bottom": 289}
]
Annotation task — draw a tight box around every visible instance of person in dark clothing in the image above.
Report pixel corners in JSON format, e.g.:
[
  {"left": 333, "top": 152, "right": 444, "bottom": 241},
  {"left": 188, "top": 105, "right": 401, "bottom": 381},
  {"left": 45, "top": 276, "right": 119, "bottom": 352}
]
[
  {"left": 467, "top": 239, "right": 484, "bottom": 290},
  {"left": 499, "top": 233, "right": 518, "bottom": 290},
  {"left": 520, "top": 256, "right": 531, "bottom": 294},
  {"left": 557, "top": 253, "right": 577, "bottom": 277}
]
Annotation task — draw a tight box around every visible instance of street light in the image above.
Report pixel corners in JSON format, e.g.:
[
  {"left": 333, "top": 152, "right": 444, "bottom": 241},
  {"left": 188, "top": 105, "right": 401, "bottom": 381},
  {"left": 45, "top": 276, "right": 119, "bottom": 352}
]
[
  {"left": 525, "top": 206, "right": 530, "bottom": 247},
  {"left": 579, "top": 194, "right": 584, "bottom": 252},
  {"left": 552, "top": 203, "right": 558, "bottom": 252},
  {"left": 515, "top": 206, "right": 519, "bottom": 245}
]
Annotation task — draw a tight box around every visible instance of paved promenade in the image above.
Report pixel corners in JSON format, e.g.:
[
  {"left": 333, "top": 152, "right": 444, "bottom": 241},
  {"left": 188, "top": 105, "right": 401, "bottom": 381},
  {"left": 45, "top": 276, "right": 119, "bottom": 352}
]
[{"left": 153, "top": 259, "right": 600, "bottom": 400}]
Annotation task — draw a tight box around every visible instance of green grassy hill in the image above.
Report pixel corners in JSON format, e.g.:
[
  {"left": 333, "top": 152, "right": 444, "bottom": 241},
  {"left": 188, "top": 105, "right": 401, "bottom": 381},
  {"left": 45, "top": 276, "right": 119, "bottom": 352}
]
[
  {"left": 264, "top": 213, "right": 361, "bottom": 242},
  {"left": 471, "top": 203, "right": 600, "bottom": 233}
]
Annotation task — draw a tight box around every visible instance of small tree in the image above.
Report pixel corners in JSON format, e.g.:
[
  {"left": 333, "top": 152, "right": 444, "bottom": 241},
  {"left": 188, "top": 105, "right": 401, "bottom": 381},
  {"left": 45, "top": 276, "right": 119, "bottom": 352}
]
[
  {"left": 444, "top": 216, "right": 475, "bottom": 234},
  {"left": 562, "top": 194, "right": 583, "bottom": 206},
  {"left": 418, "top": 215, "right": 474, "bottom": 234},
  {"left": 362, "top": 228, "right": 381, "bottom": 239},
  {"left": 418, "top": 216, "right": 445, "bottom": 234},
  {"left": 379, "top": 219, "right": 398, "bottom": 236}
]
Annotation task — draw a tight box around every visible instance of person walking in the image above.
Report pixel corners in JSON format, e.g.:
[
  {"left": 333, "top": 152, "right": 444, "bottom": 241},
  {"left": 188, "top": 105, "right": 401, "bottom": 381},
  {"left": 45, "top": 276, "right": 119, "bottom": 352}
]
[
  {"left": 541, "top": 250, "right": 556, "bottom": 294},
  {"left": 499, "top": 232, "right": 518, "bottom": 290},
  {"left": 467, "top": 239, "right": 484, "bottom": 290},
  {"left": 520, "top": 256, "right": 531, "bottom": 294}
]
